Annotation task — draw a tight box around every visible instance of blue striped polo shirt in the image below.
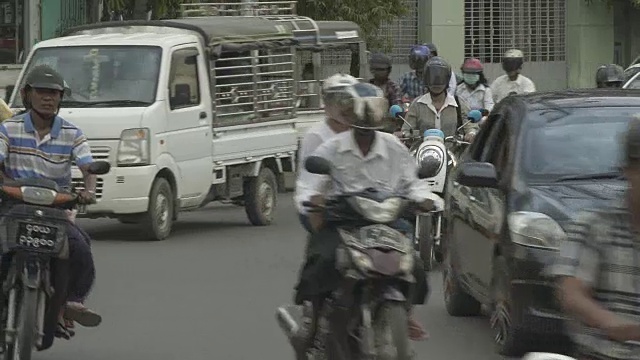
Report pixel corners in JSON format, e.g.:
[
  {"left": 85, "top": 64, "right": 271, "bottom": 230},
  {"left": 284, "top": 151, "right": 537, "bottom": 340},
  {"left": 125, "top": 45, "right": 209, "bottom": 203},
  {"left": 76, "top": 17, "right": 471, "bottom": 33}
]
[{"left": 0, "top": 112, "right": 93, "bottom": 188}]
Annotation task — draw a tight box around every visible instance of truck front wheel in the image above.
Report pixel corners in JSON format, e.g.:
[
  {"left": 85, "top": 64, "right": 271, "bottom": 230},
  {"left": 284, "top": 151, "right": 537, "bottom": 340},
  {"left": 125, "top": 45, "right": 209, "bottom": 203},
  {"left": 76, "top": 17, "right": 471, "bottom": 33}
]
[
  {"left": 141, "top": 178, "right": 174, "bottom": 240},
  {"left": 244, "top": 167, "right": 277, "bottom": 226}
]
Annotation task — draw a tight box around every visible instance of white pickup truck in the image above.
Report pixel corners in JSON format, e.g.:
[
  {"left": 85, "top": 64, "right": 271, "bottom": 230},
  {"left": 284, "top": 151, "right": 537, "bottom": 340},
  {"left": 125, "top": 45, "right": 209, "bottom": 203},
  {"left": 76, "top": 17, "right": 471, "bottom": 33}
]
[{"left": 8, "top": 16, "right": 302, "bottom": 240}]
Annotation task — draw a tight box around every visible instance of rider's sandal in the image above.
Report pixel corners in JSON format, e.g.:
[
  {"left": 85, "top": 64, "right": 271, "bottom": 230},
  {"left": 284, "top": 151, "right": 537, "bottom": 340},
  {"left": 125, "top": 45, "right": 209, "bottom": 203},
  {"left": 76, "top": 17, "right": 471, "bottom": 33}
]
[
  {"left": 54, "top": 322, "right": 75, "bottom": 339},
  {"left": 64, "top": 306, "right": 102, "bottom": 328}
]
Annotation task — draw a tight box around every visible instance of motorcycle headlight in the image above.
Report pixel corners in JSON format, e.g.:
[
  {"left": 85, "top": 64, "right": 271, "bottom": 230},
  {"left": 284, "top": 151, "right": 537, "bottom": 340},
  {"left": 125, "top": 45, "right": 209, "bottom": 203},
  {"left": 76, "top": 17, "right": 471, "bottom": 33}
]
[
  {"left": 416, "top": 146, "right": 444, "bottom": 179},
  {"left": 20, "top": 186, "right": 57, "bottom": 205},
  {"left": 348, "top": 248, "right": 373, "bottom": 272},
  {"left": 352, "top": 197, "right": 403, "bottom": 223},
  {"left": 508, "top": 212, "right": 567, "bottom": 250},
  {"left": 399, "top": 253, "right": 414, "bottom": 274}
]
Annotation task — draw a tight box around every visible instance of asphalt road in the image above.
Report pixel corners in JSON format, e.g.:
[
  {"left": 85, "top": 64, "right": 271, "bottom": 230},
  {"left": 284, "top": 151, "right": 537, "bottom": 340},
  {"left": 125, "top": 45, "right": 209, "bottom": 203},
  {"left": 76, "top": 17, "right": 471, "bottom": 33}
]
[{"left": 36, "top": 194, "right": 508, "bottom": 360}]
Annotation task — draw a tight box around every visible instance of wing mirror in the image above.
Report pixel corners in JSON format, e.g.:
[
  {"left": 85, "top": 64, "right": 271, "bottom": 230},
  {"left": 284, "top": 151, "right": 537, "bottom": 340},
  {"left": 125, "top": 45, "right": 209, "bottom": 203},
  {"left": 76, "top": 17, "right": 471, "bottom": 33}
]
[
  {"left": 87, "top": 161, "right": 111, "bottom": 175},
  {"left": 455, "top": 162, "right": 499, "bottom": 188},
  {"left": 305, "top": 156, "right": 331, "bottom": 175}
]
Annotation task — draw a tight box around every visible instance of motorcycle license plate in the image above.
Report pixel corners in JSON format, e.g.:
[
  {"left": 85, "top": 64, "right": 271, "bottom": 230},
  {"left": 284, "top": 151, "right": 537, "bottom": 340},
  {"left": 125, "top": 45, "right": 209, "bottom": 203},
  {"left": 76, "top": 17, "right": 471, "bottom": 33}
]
[
  {"left": 17, "top": 222, "right": 59, "bottom": 251},
  {"left": 359, "top": 225, "right": 406, "bottom": 252}
]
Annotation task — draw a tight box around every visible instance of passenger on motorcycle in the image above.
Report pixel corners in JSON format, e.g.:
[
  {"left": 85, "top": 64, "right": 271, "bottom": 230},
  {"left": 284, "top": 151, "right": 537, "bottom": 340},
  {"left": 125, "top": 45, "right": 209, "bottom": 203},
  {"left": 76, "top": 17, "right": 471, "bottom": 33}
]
[
  {"left": 455, "top": 58, "right": 494, "bottom": 116},
  {"left": 402, "top": 57, "right": 479, "bottom": 141},
  {"left": 369, "top": 53, "right": 402, "bottom": 107},
  {"left": 294, "top": 74, "right": 355, "bottom": 233},
  {"left": 490, "top": 49, "right": 536, "bottom": 103},
  {"left": 0, "top": 65, "right": 101, "bottom": 331},
  {"left": 423, "top": 42, "right": 458, "bottom": 97},
  {"left": 295, "top": 82, "right": 439, "bottom": 349},
  {"left": 397, "top": 45, "right": 431, "bottom": 101},
  {"left": 595, "top": 64, "right": 625, "bottom": 88}
]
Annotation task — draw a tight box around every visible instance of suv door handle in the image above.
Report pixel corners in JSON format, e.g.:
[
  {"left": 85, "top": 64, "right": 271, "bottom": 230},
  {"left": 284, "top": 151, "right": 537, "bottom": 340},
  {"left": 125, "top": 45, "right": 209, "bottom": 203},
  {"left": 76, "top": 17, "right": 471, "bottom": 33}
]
[{"left": 199, "top": 111, "right": 207, "bottom": 119}]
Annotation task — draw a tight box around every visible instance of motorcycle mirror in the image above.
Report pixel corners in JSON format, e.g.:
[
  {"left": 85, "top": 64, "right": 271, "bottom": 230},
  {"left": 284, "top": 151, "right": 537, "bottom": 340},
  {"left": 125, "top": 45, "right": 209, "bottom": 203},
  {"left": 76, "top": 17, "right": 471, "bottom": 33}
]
[
  {"left": 389, "top": 104, "right": 404, "bottom": 118},
  {"left": 305, "top": 156, "right": 332, "bottom": 175},
  {"left": 467, "top": 110, "right": 483, "bottom": 123},
  {"left": 87, "top": 161, "right": 111, "bottom": 175}
]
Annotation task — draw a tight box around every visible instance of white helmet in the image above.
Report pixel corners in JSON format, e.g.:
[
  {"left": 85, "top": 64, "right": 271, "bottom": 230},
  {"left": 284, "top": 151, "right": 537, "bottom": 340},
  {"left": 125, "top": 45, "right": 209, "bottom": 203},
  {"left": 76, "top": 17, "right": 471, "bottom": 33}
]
[
  {"left": 322, "top": 73, "right": 359, "bottom": 92},
  {"left": 503, "top": 49, "right": 524, "bottom": 72},
  {"left": 323, "top": 77, "right": 387, "bottom": 130}
]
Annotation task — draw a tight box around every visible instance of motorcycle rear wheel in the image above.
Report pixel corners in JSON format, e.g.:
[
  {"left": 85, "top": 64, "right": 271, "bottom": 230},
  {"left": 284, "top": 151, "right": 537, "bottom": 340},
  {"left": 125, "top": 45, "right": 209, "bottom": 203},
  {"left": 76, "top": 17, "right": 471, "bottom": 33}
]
[
  {"left": 5, "top": 287, "right": 38, "bottom": 360},
  {"left": 374, "top": 303, "right": 411, "bottom": 360}
]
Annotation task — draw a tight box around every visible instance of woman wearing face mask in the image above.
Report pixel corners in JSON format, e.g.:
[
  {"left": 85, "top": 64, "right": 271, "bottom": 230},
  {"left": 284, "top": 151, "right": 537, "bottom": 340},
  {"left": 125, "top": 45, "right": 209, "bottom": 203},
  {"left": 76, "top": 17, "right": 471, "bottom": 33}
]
[{"left": 455, "top": 58, "right": 494, "bottom": 118}]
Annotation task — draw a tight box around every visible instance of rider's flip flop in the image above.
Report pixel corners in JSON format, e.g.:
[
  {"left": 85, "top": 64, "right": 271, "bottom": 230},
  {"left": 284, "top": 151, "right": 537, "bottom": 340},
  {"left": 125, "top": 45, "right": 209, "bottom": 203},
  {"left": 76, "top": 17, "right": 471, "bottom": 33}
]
[{"left": 63, "top": 307, "right": 102, "bottom": 328}]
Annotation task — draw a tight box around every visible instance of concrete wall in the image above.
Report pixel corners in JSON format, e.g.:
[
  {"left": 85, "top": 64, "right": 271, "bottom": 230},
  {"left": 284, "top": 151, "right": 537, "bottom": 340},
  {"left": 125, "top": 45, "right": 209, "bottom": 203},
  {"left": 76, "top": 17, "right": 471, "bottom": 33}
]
[
  {"left": 566, "top": 0, "right": 614, "bottom": 88},
  {"left": 614, "top": 2, "right": 640, "bottom": 67}
]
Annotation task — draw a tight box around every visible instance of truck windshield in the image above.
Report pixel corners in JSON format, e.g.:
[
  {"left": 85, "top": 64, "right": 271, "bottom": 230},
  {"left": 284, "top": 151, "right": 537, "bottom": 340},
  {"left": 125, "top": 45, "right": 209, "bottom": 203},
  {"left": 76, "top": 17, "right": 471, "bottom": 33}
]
[{"left": 13, "top": 46, "right": 162, "bottom": 107}]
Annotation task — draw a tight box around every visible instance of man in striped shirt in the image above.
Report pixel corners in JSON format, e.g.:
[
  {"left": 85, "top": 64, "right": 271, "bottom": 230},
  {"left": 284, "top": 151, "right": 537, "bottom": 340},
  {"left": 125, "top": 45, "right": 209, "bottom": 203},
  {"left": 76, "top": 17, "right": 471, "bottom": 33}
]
[
  {"left": 548, "top": 115, "right": 640, "bottom": 359},
  {"left": 0, "top": 65, "right": 101, "bottom": 332}
]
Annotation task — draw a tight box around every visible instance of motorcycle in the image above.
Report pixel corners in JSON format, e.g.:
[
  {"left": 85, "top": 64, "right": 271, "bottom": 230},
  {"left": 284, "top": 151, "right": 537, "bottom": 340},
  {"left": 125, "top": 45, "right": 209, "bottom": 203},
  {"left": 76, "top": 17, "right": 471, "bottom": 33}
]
[
  {"left": 403, "top": 110, "right": 482, "bottom": 271},
  {"left": 522, "top": 353, "right": 575, "bottom": 360},
  {"left": 0, "top": 161, "right": 110, "bottom": 360},
  {"left": 276, "top": 156, "right": 431, "bottom": 360}
]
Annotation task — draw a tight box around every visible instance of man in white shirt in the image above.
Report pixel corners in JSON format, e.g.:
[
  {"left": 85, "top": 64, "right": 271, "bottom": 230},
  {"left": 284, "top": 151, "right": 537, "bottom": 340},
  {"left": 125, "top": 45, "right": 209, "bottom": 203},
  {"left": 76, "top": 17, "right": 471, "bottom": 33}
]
[
  {"left": 294, "top": 74, "right": 357, "bottom": 232},
  {"left": 294, "top": 82, "right": 443, "bottom": 358},
  {"left": 490, "top": 49, "right": 536, "bottom": 103}
]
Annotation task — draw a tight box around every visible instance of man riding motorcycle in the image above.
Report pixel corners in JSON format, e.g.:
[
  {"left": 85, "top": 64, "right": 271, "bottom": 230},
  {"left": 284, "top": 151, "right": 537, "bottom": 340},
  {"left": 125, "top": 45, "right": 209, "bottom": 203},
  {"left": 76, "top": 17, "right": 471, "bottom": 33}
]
[
  {"left": 294, "top": 82, "right": 441, "bottom": 358},
  {"left": 401, "top": 57, "right": 479, "bottom": 142},
  {"left": 595, "top": 64, "right": 625, "bottom": 88},
  {"left": 398, "top": 45, "right": 432, "bottom": 101},
  {"left": 0, "top": 65, "right": 101, "bottom": 335},
  {"left": 490, "top": 49, "right": 536, "bottom": 103},
  {"left": 423, "top": 43, "right": 458, "bottom": 97},
  {"left": 295, "top": 74, "right": 356, "bottom": 233},
  {"left": 369, "top": 53, "right": 402, "bottom": 107}
]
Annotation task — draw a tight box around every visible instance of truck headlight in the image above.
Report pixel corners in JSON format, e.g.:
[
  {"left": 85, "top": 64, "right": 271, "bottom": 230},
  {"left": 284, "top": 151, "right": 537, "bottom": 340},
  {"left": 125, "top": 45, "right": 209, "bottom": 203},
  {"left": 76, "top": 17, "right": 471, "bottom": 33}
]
[{"left": 117, "top": 128, "right": 150, "bottom": 166}]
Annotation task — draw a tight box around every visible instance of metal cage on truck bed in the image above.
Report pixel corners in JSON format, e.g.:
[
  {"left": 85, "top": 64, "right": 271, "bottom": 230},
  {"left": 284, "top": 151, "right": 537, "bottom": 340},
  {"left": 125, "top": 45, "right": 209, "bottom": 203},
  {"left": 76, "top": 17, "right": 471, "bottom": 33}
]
[
  {"left": 64, "top": 16, "right": 298, "bottom": 127},
  {"left": 178, "top": 1, "right": 368, "bottom": 110}
]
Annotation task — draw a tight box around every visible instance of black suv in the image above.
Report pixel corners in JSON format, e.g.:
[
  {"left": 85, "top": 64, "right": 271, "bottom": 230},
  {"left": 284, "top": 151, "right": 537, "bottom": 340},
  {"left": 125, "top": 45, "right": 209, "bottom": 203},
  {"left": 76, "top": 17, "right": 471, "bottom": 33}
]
[{"left": 442, "top": 90, "right": 640, "bottom": 356}]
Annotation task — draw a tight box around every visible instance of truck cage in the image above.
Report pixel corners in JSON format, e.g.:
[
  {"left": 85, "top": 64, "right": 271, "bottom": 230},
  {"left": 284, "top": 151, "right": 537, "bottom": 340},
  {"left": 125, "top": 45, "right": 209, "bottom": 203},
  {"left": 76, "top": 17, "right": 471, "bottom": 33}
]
[{"left": 179, "top": 1, "right": 368, "bottom": 111}]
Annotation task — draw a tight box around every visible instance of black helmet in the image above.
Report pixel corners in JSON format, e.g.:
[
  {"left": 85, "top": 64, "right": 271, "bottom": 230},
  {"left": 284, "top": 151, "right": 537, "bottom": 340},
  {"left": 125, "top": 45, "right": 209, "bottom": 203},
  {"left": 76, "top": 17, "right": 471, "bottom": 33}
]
[
  {"left": 408, "top": 45, "right": 431, "bottom": 71},
  {"left": 502, "top": 49, "right": 524, "bottom": 72},
  {"left": 370, "top": 53, "right": 392, "bottom": 70},
  {"left": 424, "top": 43, "right": 438, "bottom": 57},
  {"left": 23, "top": 65, "right": 65, "bottom": 92},
  {"left": 596, "top": 64, "right": 624, "bottom": 87},
  {"left": 423, "top": 56, "right": 452, "bottom": 88}
]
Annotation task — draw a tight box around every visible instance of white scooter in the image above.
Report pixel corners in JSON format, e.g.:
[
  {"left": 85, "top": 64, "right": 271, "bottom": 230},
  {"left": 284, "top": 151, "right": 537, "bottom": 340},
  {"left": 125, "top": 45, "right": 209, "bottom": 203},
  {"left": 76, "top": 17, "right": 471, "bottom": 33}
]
[{"left": 389, "top": 105, "right": 482, "bottom": 271}]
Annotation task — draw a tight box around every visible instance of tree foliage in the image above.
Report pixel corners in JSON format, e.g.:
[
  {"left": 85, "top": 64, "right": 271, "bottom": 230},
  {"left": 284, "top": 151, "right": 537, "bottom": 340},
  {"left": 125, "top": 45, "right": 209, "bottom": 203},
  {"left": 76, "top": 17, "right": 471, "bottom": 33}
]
[
  {"left": 297, "top": 0, "right": 409, "bottom": 51},
  {"left": 105, "top": 0, "right": 184, "bottom": 19}
]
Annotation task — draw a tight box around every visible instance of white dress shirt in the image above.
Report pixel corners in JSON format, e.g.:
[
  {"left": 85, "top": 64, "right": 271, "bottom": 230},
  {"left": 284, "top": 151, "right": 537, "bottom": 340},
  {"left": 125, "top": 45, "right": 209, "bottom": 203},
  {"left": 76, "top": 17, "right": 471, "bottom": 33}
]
[
  {"left": 294, "top": 121, "right": 338, "bottom": 214},
  {"left": 305, "top": 130, "right": 442, "bottom": 209},
  {"left": 490, "top": 74, "right": 536, "bottom": 103}
]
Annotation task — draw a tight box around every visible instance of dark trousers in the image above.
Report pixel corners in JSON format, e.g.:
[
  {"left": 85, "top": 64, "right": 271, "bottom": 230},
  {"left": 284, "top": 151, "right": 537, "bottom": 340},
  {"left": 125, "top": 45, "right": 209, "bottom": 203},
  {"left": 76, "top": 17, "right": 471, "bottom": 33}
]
[
  {"left": 65, "top": 223, "right": 95, "bottom": 303},
  {"left": 0, "top": 222, "right": 95, "bottom": 303}
]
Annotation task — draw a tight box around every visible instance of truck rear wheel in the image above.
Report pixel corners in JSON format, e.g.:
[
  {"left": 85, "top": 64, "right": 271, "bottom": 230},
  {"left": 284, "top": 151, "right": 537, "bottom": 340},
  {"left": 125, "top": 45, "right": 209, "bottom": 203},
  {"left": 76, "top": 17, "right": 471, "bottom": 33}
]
[
  {"left": 141, "top": 178, "right": 174, "bottom": 241},
  {"left": 244, "top": 168, "right": 277, "bottom": 226}
]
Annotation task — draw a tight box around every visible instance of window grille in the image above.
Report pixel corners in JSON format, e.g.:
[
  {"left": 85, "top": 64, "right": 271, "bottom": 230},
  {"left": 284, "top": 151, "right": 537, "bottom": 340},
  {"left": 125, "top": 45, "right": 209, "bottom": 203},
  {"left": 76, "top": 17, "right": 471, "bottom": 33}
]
[
  {"left": 464, "top": 0, "right": 566, "bottom": 63},
  {"left": 322, "top": 0, "right": 418, "bottom": 65}
]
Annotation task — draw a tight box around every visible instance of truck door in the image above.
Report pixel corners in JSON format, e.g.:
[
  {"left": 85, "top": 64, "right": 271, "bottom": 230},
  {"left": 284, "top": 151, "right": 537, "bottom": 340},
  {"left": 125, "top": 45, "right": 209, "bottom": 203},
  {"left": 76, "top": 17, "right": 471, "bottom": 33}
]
[{"left": 165, "top": 45, "right": 213, "bottom": 207}]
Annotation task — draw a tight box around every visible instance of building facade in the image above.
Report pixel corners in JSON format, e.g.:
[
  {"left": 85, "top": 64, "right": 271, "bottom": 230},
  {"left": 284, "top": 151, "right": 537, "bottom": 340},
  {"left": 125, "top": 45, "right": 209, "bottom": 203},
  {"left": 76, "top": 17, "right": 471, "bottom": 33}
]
[{"left": 377, "top": 0, "right": 638, "bottom": 90}]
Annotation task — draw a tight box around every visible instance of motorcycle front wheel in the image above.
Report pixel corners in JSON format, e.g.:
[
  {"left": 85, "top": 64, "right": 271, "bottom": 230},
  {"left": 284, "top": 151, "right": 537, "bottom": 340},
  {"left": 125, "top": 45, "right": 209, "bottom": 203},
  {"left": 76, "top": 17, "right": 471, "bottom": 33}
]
[
  {"left": 374, "top": 303, "right": 411, "bottom": 360},
  {"left": 5, "top": 287, "right": 38, "bottom": 360}
]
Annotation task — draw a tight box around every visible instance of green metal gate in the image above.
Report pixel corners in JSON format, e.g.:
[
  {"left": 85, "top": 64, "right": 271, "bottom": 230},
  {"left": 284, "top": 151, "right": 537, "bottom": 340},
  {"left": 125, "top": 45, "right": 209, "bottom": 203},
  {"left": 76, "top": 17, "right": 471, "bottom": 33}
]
[{"left": 41, "top": 0, "right": 87, "bottom": 40}]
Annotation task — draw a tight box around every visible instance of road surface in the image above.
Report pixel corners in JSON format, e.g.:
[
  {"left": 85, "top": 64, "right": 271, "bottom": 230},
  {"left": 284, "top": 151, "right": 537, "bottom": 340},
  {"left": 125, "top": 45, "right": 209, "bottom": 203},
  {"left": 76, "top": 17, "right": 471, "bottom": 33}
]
[{"left": 37, "top": 194, "right": 509, "bottom": 360}]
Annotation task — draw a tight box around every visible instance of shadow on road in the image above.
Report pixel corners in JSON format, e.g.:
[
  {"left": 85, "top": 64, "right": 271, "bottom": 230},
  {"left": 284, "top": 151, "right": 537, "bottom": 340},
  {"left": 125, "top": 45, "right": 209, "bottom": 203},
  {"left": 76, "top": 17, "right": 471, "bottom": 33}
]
[{"left": 82, "top": 220, "right": 250, "bottom": 242}]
